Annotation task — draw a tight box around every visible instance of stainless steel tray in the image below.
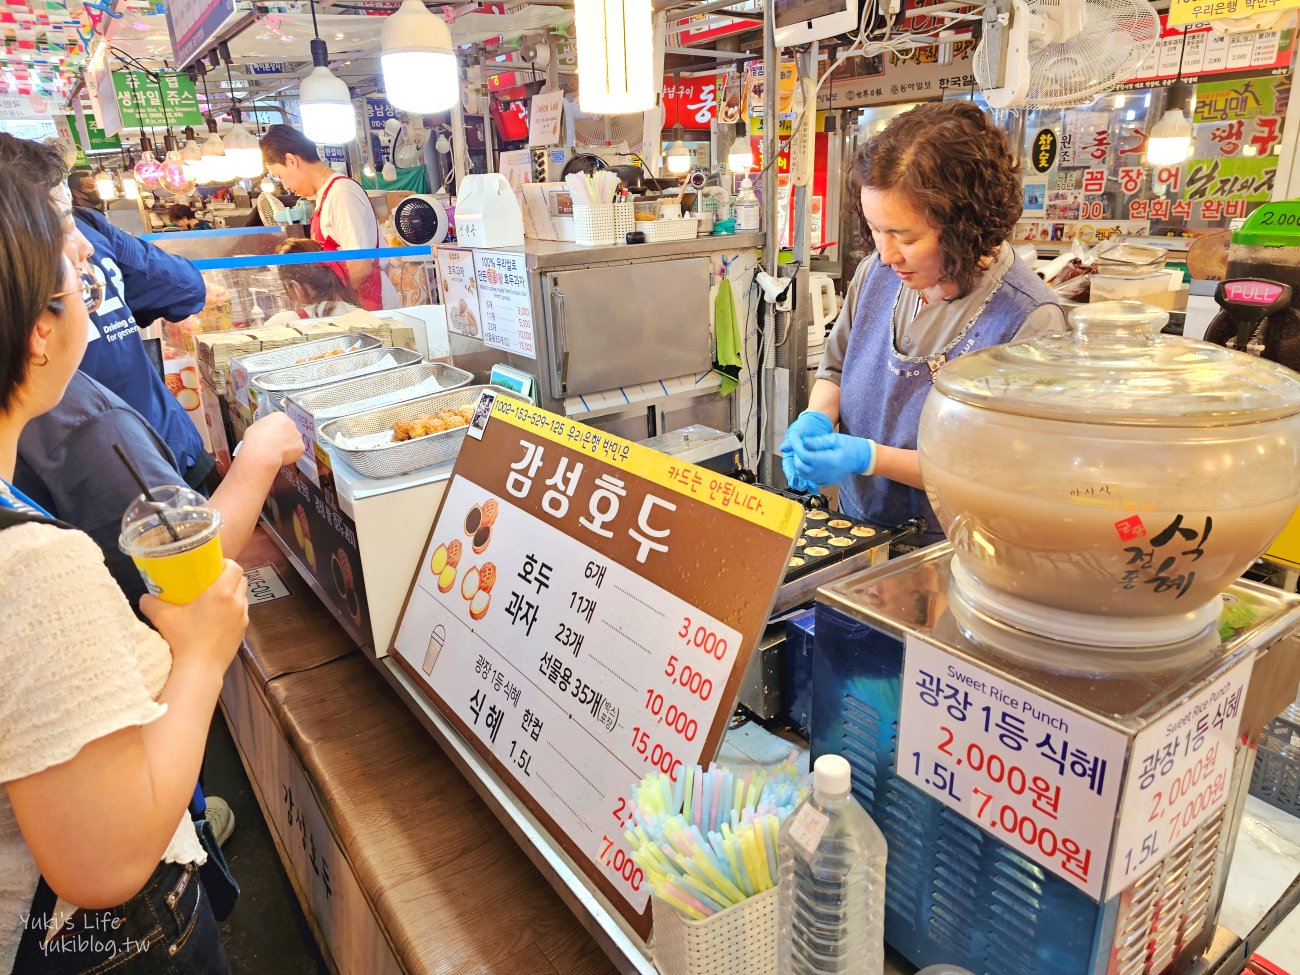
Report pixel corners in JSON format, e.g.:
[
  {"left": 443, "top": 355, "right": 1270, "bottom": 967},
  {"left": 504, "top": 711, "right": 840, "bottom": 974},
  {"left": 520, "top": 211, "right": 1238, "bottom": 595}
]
[
  {"left": 252, "top": 347, "right": 423, "bottom": 408},
  {"left": 235, "top": 333, "right": 380, "bottom": 375},
  {"left": 285, "top": 362, "right": 473, "bottom": 421},
  {"left": 320, "top": 385, "right": 527, "bottom": 479}
]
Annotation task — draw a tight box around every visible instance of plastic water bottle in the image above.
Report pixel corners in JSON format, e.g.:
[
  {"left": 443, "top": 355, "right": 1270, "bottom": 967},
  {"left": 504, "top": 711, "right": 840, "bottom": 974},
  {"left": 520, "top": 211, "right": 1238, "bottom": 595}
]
[{"left": 778, "top": 754, "right": 887, "bottom": 974}]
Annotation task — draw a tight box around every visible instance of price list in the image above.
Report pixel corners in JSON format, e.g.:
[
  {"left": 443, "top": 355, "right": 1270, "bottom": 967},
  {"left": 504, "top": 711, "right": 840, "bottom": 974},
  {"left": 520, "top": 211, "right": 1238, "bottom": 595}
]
[
  {"left": 475, "top": 250, "right": 535, "bottom": 359},
  {"left": 390, "top": 396, "right": 801, "bottom": 934},
  {"left": 897, "top": 635, "right": 1129, "bottom": 899},
  {"left": 1107, "top": 656, "right": 1254, "bottom": 897}
]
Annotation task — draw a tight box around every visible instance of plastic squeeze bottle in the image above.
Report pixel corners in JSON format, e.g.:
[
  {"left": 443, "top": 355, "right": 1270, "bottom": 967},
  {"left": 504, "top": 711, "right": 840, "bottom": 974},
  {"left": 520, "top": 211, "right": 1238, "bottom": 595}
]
[
  {"left": 733, "top": 176, "right": 761, "bottom": 233},
  {"left": 778, "top": 754, "right": 888, "bottom": 975}
]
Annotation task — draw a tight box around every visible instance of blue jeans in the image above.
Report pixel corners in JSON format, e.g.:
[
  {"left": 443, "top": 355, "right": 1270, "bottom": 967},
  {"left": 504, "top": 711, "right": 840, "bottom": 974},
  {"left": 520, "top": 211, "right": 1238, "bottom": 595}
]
[{"left": 13, "top": 861, "right": 230, "bottom": 974}]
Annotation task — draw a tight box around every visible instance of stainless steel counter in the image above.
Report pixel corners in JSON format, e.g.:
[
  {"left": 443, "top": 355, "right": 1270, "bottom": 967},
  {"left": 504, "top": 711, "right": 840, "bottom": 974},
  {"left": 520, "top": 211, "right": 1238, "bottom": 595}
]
[{"left": 454, "top": 232, "right": 766, "bottom": 272}]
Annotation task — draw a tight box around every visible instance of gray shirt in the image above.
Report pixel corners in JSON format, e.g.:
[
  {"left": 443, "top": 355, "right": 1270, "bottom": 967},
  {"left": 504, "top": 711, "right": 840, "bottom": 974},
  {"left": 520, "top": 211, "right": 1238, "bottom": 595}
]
[{"left": 816, "top": 246, "right": 1066, "bottom": 383}]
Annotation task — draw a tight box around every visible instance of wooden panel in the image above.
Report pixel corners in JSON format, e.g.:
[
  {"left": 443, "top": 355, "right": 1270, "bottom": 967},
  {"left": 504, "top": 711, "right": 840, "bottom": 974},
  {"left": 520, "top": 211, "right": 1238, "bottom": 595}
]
[{"left": 238, "top": 528, "right": 356, "bottom": 685}]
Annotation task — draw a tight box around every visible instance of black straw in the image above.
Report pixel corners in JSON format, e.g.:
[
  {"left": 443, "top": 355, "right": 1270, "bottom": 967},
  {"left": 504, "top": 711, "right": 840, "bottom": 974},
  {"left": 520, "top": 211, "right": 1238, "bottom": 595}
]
[{"left": 113, "top": 443, "right": 181, "bottom": 542}]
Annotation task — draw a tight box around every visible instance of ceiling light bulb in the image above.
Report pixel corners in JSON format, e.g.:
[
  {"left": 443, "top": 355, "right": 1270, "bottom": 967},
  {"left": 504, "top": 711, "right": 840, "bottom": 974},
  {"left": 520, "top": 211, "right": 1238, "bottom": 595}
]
[
  {"left": 200, "top": 132, "right": 229, "bottom": 183},
  {"left": 727, "top": 134, "right": 753, "bottom": 174},
  {"left": 1147, "top": 108, "right": 1192, "bottom": 166},
  {"left": 94, "top": 170, "right": 117, "bottom": 201},
  {"left": 363, "top": 163, "right": 376, "bottom": 178},
  {"left": 134, "top": 155, "right": 163, "bottom": 191},
  {"left": 158, "top": 150, "right": 197, "bottom": 197},
  {"left": 574, "top": 0, "right": 654, "bottom": 113},
  {"left": 435, "top": 133, "right": 451, "bottom": 154},
  {"left": 300, "top": 39, "right": 357, "bottom": 145},
  {"left": 381, "top": 0, "right": 458, "bottom": 113},
  {"left": 666, "top": 140, "right": 691, "bottom": 175},
  {"left": 260, "top": 176, "right": 277, "bottom": 193},
  {"left": 382, "top": 161, "right": 398, "bottom": 181},
  {"left": 120, "top": 173, "right": 139, "bottom": 200},
  {"left": 223, "top": 121, "right": 265, "bottom": 179}
]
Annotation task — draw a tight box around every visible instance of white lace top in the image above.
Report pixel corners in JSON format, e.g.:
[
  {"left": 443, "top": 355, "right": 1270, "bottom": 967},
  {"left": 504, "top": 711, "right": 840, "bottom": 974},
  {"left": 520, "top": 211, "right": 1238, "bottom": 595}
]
[{"left": 0, "top": 522, "right": 205, "bottom": 972}]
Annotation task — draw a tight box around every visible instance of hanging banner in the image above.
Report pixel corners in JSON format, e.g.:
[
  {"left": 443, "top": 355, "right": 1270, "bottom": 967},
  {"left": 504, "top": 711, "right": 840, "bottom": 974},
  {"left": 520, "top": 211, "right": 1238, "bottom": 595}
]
[
  {"left": 745, "top": 61, "right": 798, "bottom": 119},
  {"left": 164, "top": 0, "right": 253, "bottom": 71},
  {"left": 1194, "top": 74, "right": 1288, "bottom": 122},
  {"left": 112, "top": 71, "right": 205, "bottom": 129},
  {"left": 661, "top": 75, "right": 717, "bottom": 131},
  {"left": 1119, "top": 17, "right": 1294, "bottom": 89},
  {"left": 59, "top": 114, "right": 121, "bottom": 166}
]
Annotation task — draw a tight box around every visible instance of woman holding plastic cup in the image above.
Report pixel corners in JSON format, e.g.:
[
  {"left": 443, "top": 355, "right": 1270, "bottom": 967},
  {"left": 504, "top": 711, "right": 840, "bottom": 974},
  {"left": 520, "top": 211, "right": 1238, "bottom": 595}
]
[{"left": 0, "top": 170, "right": 243, "bottom": 971}]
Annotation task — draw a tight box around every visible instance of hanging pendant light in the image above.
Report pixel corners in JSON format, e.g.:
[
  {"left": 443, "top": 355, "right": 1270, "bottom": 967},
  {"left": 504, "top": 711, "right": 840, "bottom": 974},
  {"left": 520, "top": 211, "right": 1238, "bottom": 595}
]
[
  {"left": 224, "top": 109, "right": 265, "bottom": 179},
  {"left": 120, "top": 165, "right": 139, "bottom": 200},
  {"left": 197, "top": 69, "right": 229, "bottom": 184},
  {"left": 180, "top": 137, "right": 205, "bottom": 182},
  {"left": 94, "top": 168, "right": 117, "bottom": 201},
  {"left": 134, "top": 135, "right": 163, "bottom": 191},
  {"left": 300, "top": 3, "right": 356, "bottom": 144},
  {"left": 158, "top": 150, "right": 197, "bottom": 197},
  {"left": 727, "top": 122, "right": 753, "bottom": 174},
  {"left": 381, "top": 0, "right": 458, "bottom": 113},
  {"left": 1148, "top": 72, "right": 1193, "bottom": 167},
  {"left": 260, "top": 175, "right": 278, "bottom": 194},
  {"left": 574, "top": 0, "right": 653, "bottom": 113},
  {"left": 666, "top": 138, "right": 691, "bottom": 176}
]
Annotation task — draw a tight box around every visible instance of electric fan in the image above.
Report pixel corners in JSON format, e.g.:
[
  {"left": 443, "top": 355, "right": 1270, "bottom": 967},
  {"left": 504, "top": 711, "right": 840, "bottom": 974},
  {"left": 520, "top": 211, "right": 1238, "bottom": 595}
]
[
  {"left": 257, "top": 191, "right": 288, "bottom": 226},
  {"left": 392, "top": 194, "right": 452, "bottom": 246},
  {"left": 974, "top": 0, "right": 1159, "bottom": 108}
]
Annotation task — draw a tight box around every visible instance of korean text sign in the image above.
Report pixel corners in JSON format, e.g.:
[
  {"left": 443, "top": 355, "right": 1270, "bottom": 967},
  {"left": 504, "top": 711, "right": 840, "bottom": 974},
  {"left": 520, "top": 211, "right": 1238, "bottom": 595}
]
[
  {"left": 1107, "top": 656, "right": 1253, "bottom": 897},
  {"left": 897, "top": 635, "right": 1129, "bottom": 899},
  {"left": 390, "top": 395, "right": 803, "bottom": 935}
]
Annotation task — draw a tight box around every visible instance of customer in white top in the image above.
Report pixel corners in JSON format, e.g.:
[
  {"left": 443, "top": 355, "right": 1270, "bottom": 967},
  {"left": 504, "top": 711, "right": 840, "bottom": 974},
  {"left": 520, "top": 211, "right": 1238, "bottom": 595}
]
[
  {"left": 260, "top": 124, "right": 395, "bottom": 310},
  {"left": 263, "top": 238, "right": 362, "bottom": 328},
  {"left": 0, "top": 166, "right": 246, "bottom": 972}
]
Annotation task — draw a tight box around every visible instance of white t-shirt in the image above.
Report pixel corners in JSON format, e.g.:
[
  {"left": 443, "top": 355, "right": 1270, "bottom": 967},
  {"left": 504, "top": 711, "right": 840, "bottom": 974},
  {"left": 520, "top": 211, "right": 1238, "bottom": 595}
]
[
  {"left": 0, "top": 523, "right": 205, "bottom": 971},
  {"left": 315, "top": 174, "right": 397, "bottom": 308}
]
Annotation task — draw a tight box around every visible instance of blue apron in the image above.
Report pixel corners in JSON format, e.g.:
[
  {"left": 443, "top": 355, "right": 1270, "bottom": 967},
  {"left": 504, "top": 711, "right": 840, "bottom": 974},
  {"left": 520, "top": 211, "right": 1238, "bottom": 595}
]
[{"left": 837, "top": 254, "right": 1058, "bottom": 545}]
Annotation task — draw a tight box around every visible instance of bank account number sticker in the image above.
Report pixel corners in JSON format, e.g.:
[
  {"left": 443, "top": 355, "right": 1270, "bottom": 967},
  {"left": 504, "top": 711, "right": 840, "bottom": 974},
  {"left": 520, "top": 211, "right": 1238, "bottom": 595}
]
[{"left": 896, "top": 635, "right": 1129, "bottom": 899}]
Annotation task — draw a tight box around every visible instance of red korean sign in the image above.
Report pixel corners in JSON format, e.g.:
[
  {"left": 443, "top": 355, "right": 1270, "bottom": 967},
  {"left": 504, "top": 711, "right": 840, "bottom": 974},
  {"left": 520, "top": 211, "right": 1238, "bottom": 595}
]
[{"left": 662, "top": 75, "right": 718, "bottom": 130}]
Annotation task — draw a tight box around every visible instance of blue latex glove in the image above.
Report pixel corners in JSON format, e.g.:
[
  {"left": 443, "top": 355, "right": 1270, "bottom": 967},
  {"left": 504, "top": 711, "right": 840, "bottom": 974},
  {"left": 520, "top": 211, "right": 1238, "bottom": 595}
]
[
  {"left": 779, "top": 410, "right": 834, "bottom": 493},
  {"left": 789, "top": 432, "right": 877, "bottom": 489}
]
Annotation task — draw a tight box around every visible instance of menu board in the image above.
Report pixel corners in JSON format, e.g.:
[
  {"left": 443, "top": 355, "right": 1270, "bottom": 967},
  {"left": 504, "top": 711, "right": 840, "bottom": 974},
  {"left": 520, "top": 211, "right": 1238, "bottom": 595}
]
[
  {"left": 390, "top": 394, "right": 802, "bottom": 935},
  {"left": 435, "top": 247, "right": 482, "bottom": 339},
  {"left": 475, "top": 250, "right": 537, "bottom": 359},
  {"left": 1107, "top": 655, "right": 1254, "bottom": 897},
  {"left": 897, "top": 635, "right": 1129, "bottom": 899}
]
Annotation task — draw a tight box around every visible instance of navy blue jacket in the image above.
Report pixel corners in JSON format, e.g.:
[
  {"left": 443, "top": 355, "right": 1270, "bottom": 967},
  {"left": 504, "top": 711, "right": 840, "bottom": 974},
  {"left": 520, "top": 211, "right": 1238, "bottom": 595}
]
[{"left": 74, "top": 209, "right": 207, "bottom": 474}]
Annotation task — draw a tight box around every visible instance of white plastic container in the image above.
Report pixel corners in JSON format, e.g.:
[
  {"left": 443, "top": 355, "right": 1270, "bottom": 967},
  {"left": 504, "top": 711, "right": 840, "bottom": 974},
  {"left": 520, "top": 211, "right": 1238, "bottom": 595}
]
[{"left": 777, "top": 755, "right": 887, "bottom": 975}]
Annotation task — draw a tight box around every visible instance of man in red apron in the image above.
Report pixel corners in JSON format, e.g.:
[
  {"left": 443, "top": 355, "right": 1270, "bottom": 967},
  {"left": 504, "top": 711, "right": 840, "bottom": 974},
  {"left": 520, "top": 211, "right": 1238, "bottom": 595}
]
[{"left": 260, "top": 124, "right": 386, "bottom": 310}]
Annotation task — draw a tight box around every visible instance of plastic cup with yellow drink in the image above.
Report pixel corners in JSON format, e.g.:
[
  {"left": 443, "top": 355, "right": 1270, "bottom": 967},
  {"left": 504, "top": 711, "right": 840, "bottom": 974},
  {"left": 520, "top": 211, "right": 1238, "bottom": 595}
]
[{"left": 119, "top": 486, "right": 224, "bottom": 605}]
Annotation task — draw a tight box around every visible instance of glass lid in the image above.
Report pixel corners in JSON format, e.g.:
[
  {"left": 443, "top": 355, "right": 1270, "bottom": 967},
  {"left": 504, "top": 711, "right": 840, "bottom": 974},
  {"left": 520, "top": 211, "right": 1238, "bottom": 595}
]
[{"left": 934, "top": 300, "right": 1300, "bottom": 426}]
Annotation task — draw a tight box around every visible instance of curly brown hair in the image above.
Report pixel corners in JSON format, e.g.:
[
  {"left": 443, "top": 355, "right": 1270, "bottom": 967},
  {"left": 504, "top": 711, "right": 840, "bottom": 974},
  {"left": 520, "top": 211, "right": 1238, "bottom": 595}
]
[{"left": 853, "top": 101, "right": 1022, "bottom": 298}]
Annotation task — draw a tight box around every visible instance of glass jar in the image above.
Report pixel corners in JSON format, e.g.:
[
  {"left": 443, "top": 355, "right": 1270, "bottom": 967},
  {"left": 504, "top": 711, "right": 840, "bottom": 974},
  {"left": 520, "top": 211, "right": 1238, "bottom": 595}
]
[{"left": 919, "top": 301, "right": 1300, "bottom": 647}]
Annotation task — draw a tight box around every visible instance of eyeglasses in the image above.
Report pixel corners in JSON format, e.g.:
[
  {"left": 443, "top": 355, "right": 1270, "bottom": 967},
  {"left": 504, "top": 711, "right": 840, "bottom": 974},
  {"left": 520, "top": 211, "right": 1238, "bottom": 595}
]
[{"left": 49, "top": 267, "right": 104, "bottom": 315}]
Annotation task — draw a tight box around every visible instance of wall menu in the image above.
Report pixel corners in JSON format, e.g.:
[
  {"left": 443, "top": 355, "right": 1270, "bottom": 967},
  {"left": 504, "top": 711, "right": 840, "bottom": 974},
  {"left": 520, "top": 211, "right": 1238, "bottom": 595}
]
[
  {"left": 475, "top": 250, "right": 537, "bottom": 359},
  {"left": 389, "top": 394, "right": 803, "bottom": 935},
  {"left": 897, "top": 635, "right": 1130, "bottom": 899}
]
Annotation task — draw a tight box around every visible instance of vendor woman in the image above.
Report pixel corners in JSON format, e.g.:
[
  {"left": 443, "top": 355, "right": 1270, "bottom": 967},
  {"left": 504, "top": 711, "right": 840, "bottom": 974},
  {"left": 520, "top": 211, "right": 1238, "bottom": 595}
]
[
  {"left": 781, "top": 101, "right": 1065, "bottom": 545},
  {"left": 259, "top": 124, "right": 392, "bottom": 310}
]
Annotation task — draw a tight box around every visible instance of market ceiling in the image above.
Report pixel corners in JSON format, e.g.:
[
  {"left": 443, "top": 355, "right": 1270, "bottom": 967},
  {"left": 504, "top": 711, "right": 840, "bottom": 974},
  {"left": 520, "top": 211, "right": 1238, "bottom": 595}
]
[{"left": 0, "top": 0, "right": 90, "bottom": 102}]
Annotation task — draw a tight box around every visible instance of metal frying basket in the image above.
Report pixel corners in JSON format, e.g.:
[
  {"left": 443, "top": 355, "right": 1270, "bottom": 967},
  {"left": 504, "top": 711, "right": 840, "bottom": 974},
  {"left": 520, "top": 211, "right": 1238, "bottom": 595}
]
[
  {"left": 285, "top": 362, "right": 474, "bottom": 421},
  {"left": 320, "top": 385, "right": 528, "bottom": 478},
  {"left": 251, "top": 347, "right": 423, "bottom": 411}
]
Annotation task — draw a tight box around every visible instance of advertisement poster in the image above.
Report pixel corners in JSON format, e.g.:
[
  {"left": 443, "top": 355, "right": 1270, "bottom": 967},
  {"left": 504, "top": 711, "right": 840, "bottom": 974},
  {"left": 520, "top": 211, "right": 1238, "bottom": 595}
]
[
  {"left": 745, "top": 61, "right": 797, "bottom": 119},
  {"left": 817, "top": 38, "right": 979, "bottom": 108},
  {"left": 1022, "top": 183, "right": 1047, "bottom": 215},
  {"left": 475, "top": 250, "right": 536, "bottom": 359},
  {"left": 435, "top": 248, "right": 483, "bottom": 339}
]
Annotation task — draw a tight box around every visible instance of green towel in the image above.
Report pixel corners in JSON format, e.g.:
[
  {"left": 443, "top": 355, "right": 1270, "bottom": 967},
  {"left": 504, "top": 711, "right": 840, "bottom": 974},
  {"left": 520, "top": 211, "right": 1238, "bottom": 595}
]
[{"left": 713, "top": 277, "right": 742, "bottom": 396}]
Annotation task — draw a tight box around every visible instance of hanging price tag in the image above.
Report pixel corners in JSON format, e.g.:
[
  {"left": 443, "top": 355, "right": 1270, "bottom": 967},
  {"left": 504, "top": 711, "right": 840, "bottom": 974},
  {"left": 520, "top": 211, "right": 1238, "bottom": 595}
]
[{"left": 897, "top": 635, "right": 1129, "bottom": 898}]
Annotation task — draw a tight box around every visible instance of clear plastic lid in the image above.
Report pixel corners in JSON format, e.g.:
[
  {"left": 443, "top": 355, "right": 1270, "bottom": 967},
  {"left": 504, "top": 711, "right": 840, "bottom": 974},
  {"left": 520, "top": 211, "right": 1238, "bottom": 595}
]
[{"left": 934, "top": 300, "right": 1300, "bottom": 426}]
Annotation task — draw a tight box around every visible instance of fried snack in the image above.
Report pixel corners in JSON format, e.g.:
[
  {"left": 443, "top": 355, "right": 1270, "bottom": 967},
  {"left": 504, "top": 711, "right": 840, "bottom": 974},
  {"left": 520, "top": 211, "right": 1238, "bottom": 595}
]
[
  {"left": 829, "top": 519, "right": 853, "bottom": 529},
  {"left": 392, "top": 408, "right": 471, "bottom": 441},
  {"left": 829, "top": 536, "right": 853, "bottom": 547},
  {"left": 295, "top": 347, "right": 347, "bottom": 365}
]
